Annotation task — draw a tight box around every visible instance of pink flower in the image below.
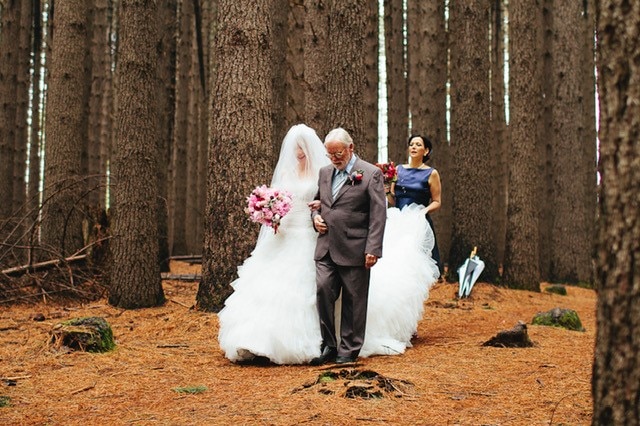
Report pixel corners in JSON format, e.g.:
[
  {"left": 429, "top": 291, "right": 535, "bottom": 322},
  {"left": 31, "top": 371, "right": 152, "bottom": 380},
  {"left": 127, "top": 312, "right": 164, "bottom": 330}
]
[
  {"left": 375, "top": 162, "right": 397, "bottom": 184},
  {"left": 245, "top": 185, "right": 293, "bottom": 233}
]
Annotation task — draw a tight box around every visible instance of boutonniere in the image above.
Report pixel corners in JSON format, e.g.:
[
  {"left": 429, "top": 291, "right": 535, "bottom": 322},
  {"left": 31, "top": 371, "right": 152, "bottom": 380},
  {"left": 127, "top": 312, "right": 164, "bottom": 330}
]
[{"left": 349, "top": 170, "right": 364, "bottom": 185}]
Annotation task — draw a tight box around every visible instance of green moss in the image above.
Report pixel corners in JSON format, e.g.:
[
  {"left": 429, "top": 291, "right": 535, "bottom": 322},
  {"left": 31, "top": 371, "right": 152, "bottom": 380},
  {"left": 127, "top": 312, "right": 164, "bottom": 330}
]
[
  {"left": 545, "top": 285, "right": 568, "bottom": 296},
  {"left": 0, "top": 396, "right": 10, "bottom": 407},
  {"left": 54, "top": 317, "right": 116, "bottom": 352},
  {"left": 172, "top": 385, "right": 207, "bottom": 394},
  {"left": 532, "top": 308, "right": 585, "bottom": 332}
]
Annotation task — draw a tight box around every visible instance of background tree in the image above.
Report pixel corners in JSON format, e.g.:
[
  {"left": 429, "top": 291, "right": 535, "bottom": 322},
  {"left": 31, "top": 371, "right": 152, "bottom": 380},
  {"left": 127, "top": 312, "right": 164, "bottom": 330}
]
[
  {"left": 304, "top": 0, "right": 329, "bottom": 135},
  {"left": 108, "top": 0, "right": 165, "bottom": 309},
  {"left": 40, "top": 1, "right": 90, "bottom": 258},
  {"left": 502, "top": 0, "right": 541, "bottom": 290},
  {"left": 360, "top": 0, "right": 378, "bottom": 163},
  {"left": 448, "top": 0, "right": 498, "bottom": 281},
  {"left": 197, "top": 0, "right": 277, "bottom": 311},
  {"left": 325, "top": 0, "right": 367, "bottom": 144},
  {"left": 384, "top": 0, "right": 407, "bottom": 163},
  {"left": 0, "top": 1, "right": 19, "bottom": 230},
  {"left": 169, "top": 0, "right": 193, "bottom": 256},
  {"left": 409, "top": 0, "right": 451, "bottom": 271},
  {"left": 591, "top": 1, "right": 640, "bottom": 423},
  {"left": 548, "top": 1, "right": 594, "bottom": 284}
]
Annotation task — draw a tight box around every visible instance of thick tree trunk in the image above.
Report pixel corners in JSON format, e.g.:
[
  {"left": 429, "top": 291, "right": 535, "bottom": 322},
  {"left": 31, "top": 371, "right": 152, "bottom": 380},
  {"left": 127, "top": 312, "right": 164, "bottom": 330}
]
[
  {"left": 448, "top": 0, "right": 498, "bottom": 281},
  {"left": 156, "top": 0, "right": 177, "bottom": 271},
  {"left": 502, "top": 0, "right": 541, "bottom": 290},
  {"left": 0, "top": 2, "right": 19, "bottom": 222},
  {"left": 304, "top": 0, "right": 329, "bottom": 136},
  {"left": 360, "top": 0, "right": 378, "bottom": 163},
  {"left": 384, "top": 0, "right": 407, "bottom": 163},
  {"left": 108, "top": 0, "right": 164, "bottom": 309},
  {"left": 41, "top": 1, "right": 89, "bottom": 257},
  {"left": 197, "top": 0, "right": 276, "bottom": 312},
  {"left": 325, "top": 1, "right": 367, "bottom": 144},
  {"left": 170, "top": 0, "right": 193, "bottom": 256},
  {"left": 285, "top": 0, "right": 305, "bottom": 125},
  {"left": 549, "top": 1, "right": 594, "bottom": 284},
  {"left": 592, "top": 1, "right": 640, "bottom": 423}
]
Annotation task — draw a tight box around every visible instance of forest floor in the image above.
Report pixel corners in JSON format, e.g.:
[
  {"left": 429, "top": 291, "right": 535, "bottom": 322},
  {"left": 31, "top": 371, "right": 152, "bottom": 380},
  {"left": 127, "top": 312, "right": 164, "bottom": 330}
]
[{"left": 0, "top": 260, "right": 595, "bottom": 425}]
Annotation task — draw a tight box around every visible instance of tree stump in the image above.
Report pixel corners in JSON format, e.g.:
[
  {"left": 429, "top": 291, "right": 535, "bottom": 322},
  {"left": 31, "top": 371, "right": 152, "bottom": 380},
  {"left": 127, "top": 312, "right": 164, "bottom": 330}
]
[
  {"left": 49, "top": 317, "right": 116, "bottom": 353},
  {"left": 483, "top": 321, "right": 534, "bottom": 348},
  {"left": 531, "top": 307, "right": 585, "bottom": 331}
]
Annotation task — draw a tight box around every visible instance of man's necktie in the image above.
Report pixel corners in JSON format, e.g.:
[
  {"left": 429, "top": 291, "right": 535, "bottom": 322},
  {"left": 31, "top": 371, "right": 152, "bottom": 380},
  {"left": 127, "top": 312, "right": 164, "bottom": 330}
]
[{"left": 331, "top": 170, "right": 348, "bottom": 200}]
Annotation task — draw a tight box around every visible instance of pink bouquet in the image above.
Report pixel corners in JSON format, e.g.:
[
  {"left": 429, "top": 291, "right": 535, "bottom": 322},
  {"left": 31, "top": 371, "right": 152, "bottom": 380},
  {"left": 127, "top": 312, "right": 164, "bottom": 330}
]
[
  {"left": 245, "top": 185, "right": 293, "bottom": 233},
  {"left": 376, "top": 161, "right": 398, "bottom": 184}
]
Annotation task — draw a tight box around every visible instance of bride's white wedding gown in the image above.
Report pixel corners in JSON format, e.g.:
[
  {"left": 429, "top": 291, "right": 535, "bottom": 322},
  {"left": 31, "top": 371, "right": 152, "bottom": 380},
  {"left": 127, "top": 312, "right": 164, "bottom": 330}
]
[{"left": 217, "top": 178, "right": 439, "bottom": 364}]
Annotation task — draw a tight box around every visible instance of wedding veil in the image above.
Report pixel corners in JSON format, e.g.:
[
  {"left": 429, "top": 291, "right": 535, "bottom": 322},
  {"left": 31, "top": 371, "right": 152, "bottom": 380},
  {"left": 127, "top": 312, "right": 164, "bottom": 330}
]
[{"left": 270, "top": 124, "right": 330, "bottom": 188}]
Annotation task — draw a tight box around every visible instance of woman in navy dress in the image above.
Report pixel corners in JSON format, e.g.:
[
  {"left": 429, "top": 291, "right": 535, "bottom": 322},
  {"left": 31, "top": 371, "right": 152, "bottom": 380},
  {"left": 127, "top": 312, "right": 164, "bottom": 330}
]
[{"left": 387, "top": 134, "right": 442, "bottom": 274}]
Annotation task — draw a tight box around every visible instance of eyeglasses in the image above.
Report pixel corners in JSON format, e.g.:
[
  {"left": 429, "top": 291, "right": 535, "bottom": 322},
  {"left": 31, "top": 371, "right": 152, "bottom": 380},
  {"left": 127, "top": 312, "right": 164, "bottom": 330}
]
[{"left": 326, "top": 149, "right": 346, "bottom": 159}]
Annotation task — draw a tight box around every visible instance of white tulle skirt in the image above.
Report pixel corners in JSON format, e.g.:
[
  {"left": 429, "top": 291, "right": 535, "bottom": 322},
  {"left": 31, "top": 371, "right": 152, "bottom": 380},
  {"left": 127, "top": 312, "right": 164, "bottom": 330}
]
[{"left": 217, "top": 203, "right": 438, "bottom": 364}]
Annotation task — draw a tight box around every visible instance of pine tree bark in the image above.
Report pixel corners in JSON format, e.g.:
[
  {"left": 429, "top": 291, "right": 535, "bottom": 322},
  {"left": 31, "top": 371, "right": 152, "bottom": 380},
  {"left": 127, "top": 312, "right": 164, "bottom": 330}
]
[
  {"left": 170, "top": 0, "right": 193, "bottom": 256},
  {"left": 86, "top": 0, "right": 111, "bottom": 208},
  {"left": 304, "top": 0, "right": 329, "bottom": 136},
  {"left": 548, "top": 1, "right": 594, "bottom": 284},
  {"left": 108, "top": 0, "right": 165, "bottom": 309},
  {"left": 41, "top": 1, "right": 89, "bottom": 257},
  {"left": 196, "top": 0, "right": 276, "bottom": 312},
  {"left": 0, "top": 2, "right": 19, "bottom": 222},
  {"left": 384, "top": 0, "right": 407, "bottom": 163},
  {"left": 592, "top": 1, "right": 640, "bottom": 423},
  {"left": 325, "top": 0, "right": 367, "bottom": 144},
  {"left": 285, "top": 0, "right": 305, "bottom": 125},
  {"left": 489, "top": 0, "right": 508, "bottom": 268},
  {"left": 448, "top": 0, "right": 498, "bottom": 281},
  {"left": 360, "top": 0, "right": 378, "bottom": 163},
  {"left": 156, "top": 0, "right": 177, "bottom": 271},
  {"left": 412, "top": 0, "right": 450, "bottom": 270},
  {"left": 502, "top": 0, "right": 541, "bottom": 290}
]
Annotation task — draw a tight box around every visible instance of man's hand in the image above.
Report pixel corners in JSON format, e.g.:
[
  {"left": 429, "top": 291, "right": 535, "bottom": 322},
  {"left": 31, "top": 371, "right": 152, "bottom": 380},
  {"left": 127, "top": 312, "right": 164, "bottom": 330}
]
[
  {"left": 314, "top": 215, "right": 328, "bottom": 234},
  {"left": 308, "top": 200, "right": 321, "bottom": 211},
  {"left": 365, "top": 253, "right": 378, "bottom": 268}
]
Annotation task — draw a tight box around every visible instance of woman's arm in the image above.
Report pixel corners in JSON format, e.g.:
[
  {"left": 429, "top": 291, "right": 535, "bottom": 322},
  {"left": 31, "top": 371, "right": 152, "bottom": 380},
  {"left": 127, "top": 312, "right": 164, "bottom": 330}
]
[
  {"left": 385, "top": 182, "right": 396, "bottom": 207},
  {"left": 424, "top": 169, "right": 441, "bottom": 214}
]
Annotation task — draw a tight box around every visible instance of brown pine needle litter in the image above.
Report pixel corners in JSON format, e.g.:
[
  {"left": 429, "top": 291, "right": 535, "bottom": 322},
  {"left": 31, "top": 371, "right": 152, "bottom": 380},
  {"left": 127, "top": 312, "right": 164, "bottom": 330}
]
[{"left": 0, "top": 261, "right": 595, "bottom": 425}]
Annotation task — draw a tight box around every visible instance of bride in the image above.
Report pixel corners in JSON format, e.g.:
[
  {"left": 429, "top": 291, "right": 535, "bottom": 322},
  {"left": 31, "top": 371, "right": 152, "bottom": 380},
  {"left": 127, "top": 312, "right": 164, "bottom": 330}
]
[{"left": 217, "top": 124, "right": 439, "bottom": 364}]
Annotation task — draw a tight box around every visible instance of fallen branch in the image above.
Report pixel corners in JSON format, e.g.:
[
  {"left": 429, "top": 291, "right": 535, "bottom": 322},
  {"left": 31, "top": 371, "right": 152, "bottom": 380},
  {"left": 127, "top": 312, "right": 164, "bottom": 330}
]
[
  {"left": 1, "top": 254, "right": 87, "bottom": 277},
  {"left": 161, "top": 273, "right": 201, "bottom": 282}
]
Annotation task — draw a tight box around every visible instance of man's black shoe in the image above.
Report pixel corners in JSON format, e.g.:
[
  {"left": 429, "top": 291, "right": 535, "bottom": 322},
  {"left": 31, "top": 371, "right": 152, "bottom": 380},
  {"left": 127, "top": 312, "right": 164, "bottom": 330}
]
[
  {"left": 335, "top": 355, "right": 356, "bottom": 364},
  {"left": 310, "top": 347, "right": 337, "bottom": 366}
]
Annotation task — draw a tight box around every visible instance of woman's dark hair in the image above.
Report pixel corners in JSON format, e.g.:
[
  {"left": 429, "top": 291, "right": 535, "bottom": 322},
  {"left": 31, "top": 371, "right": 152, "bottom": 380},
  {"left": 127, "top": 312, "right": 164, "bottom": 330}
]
[{"left": 407, "top": 134, "right": 433, "bottom": 161}]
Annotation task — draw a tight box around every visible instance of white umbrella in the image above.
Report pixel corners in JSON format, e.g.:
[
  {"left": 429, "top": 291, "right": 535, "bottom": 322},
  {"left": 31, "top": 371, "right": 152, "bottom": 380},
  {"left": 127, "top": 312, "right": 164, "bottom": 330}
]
[{"left": 457, "top": 247, "right": 485, "bottom": 298}]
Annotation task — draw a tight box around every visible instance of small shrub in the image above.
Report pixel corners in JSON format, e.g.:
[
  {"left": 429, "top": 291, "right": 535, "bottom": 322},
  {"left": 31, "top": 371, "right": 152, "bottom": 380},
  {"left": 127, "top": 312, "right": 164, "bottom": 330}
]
[
  {"left": 532, "top": 307, "right": 585, "bottom": 332},
  {"left": 545, "top": 285, "right": 567, "bottom": 296},
  {"left": 172, "top": 385, "right": 207, "bottom": 394}
]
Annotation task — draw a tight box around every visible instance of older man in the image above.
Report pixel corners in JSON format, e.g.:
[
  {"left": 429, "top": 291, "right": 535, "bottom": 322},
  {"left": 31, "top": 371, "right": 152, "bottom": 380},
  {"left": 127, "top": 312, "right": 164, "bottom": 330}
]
[{"left": 310, "top": 127, "right": 386, "bottom": 365}]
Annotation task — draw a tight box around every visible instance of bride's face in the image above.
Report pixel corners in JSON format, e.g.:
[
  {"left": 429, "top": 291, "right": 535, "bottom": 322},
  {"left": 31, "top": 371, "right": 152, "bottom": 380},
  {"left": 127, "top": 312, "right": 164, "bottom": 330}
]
[{"left": 296, "top": 145, "right": 306, "bottom": 163}]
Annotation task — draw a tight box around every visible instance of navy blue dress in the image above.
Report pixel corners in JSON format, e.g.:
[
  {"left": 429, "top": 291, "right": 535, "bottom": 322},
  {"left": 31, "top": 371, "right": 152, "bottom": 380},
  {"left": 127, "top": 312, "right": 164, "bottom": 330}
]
[{"left": 394, "top": 165, "right": 441, "bottom": 272}]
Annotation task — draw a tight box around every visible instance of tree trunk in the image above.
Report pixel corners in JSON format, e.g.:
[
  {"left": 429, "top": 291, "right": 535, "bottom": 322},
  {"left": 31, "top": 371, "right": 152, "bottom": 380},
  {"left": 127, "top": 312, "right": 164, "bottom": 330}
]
[
  {"left": 502, "top": 0, "right": 541, "bottom": 290},
  {"left": 384, "top": 0, "right": 407, "bottom": 163},
  {"left": 548, "top": 1, "right": 594, "bottom": 284},
  {"left": 0, "top": 2, "right": 19, "bottom": 222},
  {"left": 360, "top": 0, "right": 378, "bottom": 163},
  {"left": 170, "top": 0, "right": 193, "bottom": 256},
  {"left": 489, "top": 0, "right": 507, "bottom": 269},
  {"left": 304, "top": 0, "right": 329, "bottom": 136},
  {"left": 448, "top": 0, "right": 498, "bottom": 281},
  {"left": 156, "top": 0, "right": 177, "bottom": 271},
  {"left": 592, "top": 1, "right": 640, "bottom": 423},
  {"left": 196, "top": 0, "right": 276, "bottom": 312},
  {"left": 285, "top": 0, "right": 305, "bottom": 125},
  {"left": 325, "top": 0, "right": 367, "bottom": 145},
  {"left": 412, "top": 0, "right": 450, "bottom": 271},
  {"left": 86, "top": 0, "right": 111, "bottom": 208},
  {"left": 108, "top": 0, "right": 165, "bottom": 309},
  {"left": 41, "top": 0, "right": 89, "bottom": 258}
]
